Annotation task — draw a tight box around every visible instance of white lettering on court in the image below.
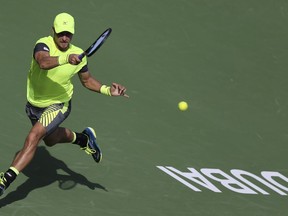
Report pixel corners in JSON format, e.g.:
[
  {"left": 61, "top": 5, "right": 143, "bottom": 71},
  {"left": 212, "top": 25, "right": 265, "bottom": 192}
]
[
  {"left": 157, "top": 166, "right": 288, "bottom": 196},
  {"left": 231, "top": 169, "right": 286, "bottom": 195},
  {"left": 161, "top": 166, "right": 221, "bottom": 192},
  {"left": 261, "top": 171, "right": 288, "bottom": 193},
  {"left": 201, "top": 168, "right": 257, "bottom": 194}
]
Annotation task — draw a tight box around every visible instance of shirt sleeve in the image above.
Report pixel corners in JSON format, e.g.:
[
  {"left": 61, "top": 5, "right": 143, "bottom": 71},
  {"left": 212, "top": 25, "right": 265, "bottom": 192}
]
[
  {"left": 33, "top": 43, "right": 49, "bottom": 58},
  {"left": 33, "top": 42, "right": 89, "bottom": 73},
  {"left": 79, "top": 64, "right": 88, "bottom": 73}
]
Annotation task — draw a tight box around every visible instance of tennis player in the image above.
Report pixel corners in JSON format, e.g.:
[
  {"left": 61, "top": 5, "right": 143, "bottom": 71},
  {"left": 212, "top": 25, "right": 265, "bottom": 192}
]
[{"left": 0, "top": 12, "right": 128, "bottom": 196}]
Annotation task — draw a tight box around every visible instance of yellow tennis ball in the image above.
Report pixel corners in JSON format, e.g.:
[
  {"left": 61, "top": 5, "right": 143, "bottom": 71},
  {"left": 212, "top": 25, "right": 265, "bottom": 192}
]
[{"left": 178, "top": 101, "right": 188, "bottom": 111}]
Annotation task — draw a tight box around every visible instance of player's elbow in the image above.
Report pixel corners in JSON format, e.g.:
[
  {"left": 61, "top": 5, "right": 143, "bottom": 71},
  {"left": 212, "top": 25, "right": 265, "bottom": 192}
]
[
  {"left": 38, "top": 62, "right": 49, "bottom": 70},
  {"left": 38, "top": 62, "right": 53, "bottom": 70},
  {"left": 81, "top": 80, "right": 90, "bottom": 89}
]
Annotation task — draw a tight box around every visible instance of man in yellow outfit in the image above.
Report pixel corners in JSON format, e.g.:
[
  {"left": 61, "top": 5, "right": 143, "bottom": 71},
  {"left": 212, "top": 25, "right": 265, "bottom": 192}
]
[{"left": 0, "top": 12, "right": 128, "bottom": 196}]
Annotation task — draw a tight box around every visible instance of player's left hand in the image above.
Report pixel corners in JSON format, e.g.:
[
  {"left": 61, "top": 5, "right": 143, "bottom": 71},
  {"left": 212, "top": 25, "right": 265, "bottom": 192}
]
[{"left": 110, "top": 83, "right": 129, "bottom": 98}]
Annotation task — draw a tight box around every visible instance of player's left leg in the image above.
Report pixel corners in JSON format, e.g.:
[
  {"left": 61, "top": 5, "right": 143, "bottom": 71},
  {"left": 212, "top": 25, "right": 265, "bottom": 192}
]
[
  {"left": 40, "top": 101, "right": 102, "bottom": 163},
  {"left": 44, "top": 127, "right": 102, "bottom": 163},
  {"left": 43, "top": 127, "right": 75, "bottom": 146}
]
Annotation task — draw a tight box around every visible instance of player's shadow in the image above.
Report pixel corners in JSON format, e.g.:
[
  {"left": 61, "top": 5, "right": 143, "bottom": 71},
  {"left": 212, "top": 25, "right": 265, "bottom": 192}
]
[{"left": 0, "top": 146, "right": 107, "bottom": 208}]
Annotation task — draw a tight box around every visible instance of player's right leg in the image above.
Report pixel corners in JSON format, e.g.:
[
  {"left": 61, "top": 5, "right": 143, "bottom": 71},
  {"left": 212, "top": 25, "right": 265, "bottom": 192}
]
[{"left": 0, "top": 122, "right": 46, "bottom": 196}]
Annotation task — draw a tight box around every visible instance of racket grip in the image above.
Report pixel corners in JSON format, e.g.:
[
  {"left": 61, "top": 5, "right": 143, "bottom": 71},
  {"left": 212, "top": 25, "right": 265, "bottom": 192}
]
[{"left": 78, "top": 53, "right": 85, "bottom": 60}]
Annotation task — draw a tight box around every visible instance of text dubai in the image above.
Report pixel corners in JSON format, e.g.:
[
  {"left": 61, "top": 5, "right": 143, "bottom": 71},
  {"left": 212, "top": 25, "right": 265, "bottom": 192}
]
[{"left": 157, "top": 166, "right": 288, "bottom": 195}]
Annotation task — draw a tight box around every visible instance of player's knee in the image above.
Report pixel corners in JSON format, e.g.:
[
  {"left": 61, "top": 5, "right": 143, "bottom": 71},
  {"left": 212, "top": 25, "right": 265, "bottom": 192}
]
[
  {"left": 24, "top": 132, "right": 41, "bottom": 149},
  {"left": 43, "top": 137, "right": 56, "bottom": 147},
  {"left": 44, "top": 141, "right": 55, "bottom": 147}
]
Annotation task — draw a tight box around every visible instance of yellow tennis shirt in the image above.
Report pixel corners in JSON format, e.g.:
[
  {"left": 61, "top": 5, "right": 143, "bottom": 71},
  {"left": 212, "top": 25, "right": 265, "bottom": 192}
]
[{"left": 27, "top": 36, "right": 87, "bottom": 108}]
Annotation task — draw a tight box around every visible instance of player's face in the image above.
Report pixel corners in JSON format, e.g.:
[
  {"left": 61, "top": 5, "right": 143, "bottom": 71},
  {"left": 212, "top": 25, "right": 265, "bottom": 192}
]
[{"left": 54, "top": 30, "right": 73, "bottom": 51}]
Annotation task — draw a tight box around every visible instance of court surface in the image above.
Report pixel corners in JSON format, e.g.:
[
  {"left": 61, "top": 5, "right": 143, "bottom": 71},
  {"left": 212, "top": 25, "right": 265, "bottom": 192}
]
[{"left": 0, "top": 0, "right": 288, "bottom": 215}]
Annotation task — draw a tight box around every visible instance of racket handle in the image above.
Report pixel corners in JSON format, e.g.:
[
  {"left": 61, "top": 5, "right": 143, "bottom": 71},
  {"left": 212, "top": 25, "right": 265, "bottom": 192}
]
[{"left": 78, "top": 53, "right": 85, "bottom": 60}]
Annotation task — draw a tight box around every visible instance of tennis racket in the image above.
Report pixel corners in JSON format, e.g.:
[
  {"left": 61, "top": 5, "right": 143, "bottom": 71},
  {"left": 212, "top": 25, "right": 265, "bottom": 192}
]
[{"left": 79, "top": 28, "right": 112, "bottom": 60}]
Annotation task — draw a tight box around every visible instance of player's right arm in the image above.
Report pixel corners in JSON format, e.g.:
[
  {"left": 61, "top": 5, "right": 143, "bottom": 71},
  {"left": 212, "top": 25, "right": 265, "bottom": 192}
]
[
  {"left": 34, "top": 50, "right": 59, "bottom": 70},
  {"left": 34, "top": 43, "right": 80, "bottom": 70}
]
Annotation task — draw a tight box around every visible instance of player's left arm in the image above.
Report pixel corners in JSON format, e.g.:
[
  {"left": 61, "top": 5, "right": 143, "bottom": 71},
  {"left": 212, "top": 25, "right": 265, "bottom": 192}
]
[
  {"left": 78, "top": 70, "right": 128, "bottom": 97},
  {"left": 78, "top": 70, "right": 102, "bottom": 93}
]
